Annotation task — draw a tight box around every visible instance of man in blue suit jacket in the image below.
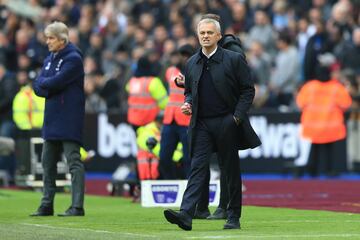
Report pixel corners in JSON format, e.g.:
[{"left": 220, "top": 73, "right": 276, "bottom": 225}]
[{"left": 31, "top": 21, "right": 85, "bottom": 217}]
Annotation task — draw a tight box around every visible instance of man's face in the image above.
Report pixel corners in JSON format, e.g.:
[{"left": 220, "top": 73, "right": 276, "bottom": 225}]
[
  {"left": 197, "top": 22, "right": 221, "bottom": 49},
  {"left": 45, "top": 34, "right": 65, "bottom": 52}
]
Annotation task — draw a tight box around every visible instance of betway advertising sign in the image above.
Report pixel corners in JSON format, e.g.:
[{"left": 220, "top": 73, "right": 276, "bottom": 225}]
[{"left": 82, "top": 112, "right": 316, "bottom": 173}]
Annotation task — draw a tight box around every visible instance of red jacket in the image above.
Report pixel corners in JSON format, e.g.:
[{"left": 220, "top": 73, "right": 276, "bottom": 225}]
[{"left": 163, "top": 66, "right": 190, "bottom": 126}]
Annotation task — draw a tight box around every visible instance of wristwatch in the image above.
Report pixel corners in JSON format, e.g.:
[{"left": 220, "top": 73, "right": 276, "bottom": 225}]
[{"left": 233, "top": 116, "right": 241, "bottom": 125}]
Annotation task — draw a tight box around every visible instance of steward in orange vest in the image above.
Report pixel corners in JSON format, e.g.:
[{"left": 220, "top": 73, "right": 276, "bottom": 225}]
[
  {"left": 159, "top": 44, "right": 195, "bottom": 179},
  {"left": 296, "top": 57, "right": 352, "bottom": 176},
  {"left": 127, "top": 56, "right": 168, "bottom": 127},
  {"left": 297, "top": 77, "right": 352, "bottom": 143},
  {"left": 163, "top": 66, "right": 190, "bottom": 126}
]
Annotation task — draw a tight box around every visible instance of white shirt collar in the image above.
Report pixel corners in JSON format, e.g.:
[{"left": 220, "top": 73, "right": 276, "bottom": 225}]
[{"left": 202, "top": 46, "right": 218, "bottom": 59}]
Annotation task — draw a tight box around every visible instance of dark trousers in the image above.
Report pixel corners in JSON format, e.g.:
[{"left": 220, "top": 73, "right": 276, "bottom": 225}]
[
  {"left": 180, "top": 114, "right": 242, "bottom": 220},
  {"left": 307, "top": 141, "right": 341, "bottom": 176},
  {"left": 197, "top": 154, "right": 229, "bottom": 211},
  {"left": 159, "top": 124, "right": 190, "bottom": 179},
  {"left": 41, "top": 140, "right": 85, "bottom": 208}
]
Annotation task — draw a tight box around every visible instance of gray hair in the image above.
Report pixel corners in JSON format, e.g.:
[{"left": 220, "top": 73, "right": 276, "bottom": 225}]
[
  {"left": 44, "top": 21, "right": 69, "bottom": 44},
  {"left": 197, "top": 18, "right": 221, "bottom": 33}
]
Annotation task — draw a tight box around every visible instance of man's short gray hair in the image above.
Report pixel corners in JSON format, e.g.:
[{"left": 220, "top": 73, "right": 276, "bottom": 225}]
[
  {"left": 44, "top": 21, "right": 69, "bottom": 44},
  {"left": 197, "top": 18, "right": 221, "bottom": 33}
]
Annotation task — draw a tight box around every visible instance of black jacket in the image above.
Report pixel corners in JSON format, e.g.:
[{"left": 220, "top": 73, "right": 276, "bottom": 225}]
[{"left": 184, "top": 47, "right": 261, "bottom": 153}]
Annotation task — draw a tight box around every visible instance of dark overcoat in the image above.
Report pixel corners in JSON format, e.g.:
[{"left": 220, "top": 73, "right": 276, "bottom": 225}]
[
  {"left": 184, "top": 47, "right": 261, "bottom": 155},
  {"left": 33, "top": 43, "right": 85, "bottom": 144}
]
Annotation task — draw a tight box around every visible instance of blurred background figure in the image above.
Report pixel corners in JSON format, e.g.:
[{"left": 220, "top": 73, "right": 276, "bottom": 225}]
[
  {"left": 13, "top": 69, "right": 44, "bottom": 130},
  {"left": 0, "top": 64, "right": 18, "bottom": 183},
  {"left": 296, "top": 53, "right": 352, "bottom": 177},
  {"left": 247, "top": 41, "right": 271, "bottom": 109},
  {"left": 84, "top": 72, "right": 107, "bottom": 113},
  {"left": 268, "top": 31, "right": 301, "bottom": 108},
  {"left": 137, "top": 117, "right": 183, "bottom": 181},
  {"left": 341, "top": 69, "right": 360, "bottom": 171},
  {"left": 126, "top": 54, "right": 168, "bottom": 128},
  {"left": 159, "top": 44, "right": 194, "bottom": 180}
]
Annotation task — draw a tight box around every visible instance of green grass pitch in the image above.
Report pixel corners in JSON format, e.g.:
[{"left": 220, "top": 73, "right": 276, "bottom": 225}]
[{"left": 0, "top": 189, "right": 359, "bottom": 240}]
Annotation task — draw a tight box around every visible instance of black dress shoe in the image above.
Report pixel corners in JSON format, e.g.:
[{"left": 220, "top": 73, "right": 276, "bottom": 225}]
[
  {"left": 30, "top": 206, "right": 54, "bottom": 217},
  {"left": 164, "top": 209, "right": 192, "bottom": 231},
  {"left": 193, "top": 208, "right": 210, "bottom": 219},
  {"left": 223, "top": 219, "right": 240, "bottom": 229},
  {"left": 207, "top": 207, "right": 227, "bottom": 220},
  {"left": 58, "top": 207, "right": 85, "bottom": 217}
]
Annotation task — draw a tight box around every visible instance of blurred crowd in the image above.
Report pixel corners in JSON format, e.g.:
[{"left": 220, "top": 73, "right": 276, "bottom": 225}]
[{"left": 0, "top": 0, "right": 359, "bottom": 116}]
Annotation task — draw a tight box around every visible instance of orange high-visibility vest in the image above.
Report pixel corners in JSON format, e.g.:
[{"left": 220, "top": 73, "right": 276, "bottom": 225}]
[
  {"left": 127, "top": 77, "right": 159, "bottom": 126},
  {"left": 296, "top": 79, "right": 352, "bottom": 144},
  {"left": 137, "top": 150, "right": 159, "bottom": 180},
  {"left": 163, "top": 66, "right": 190, "bottom": 126}
]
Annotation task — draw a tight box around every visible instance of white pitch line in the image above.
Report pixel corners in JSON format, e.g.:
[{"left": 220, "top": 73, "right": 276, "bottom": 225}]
[
  {"left": 187, "top": 234, "right": 360, "bottom": 239},
  {"left": 244, "top": 220, "right": 360, "bottom": 223},
  {"left": 21, "top": 223, "right": 157, "bottom": 239}
]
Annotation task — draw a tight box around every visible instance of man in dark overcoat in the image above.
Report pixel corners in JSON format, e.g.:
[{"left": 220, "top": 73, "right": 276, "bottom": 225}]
[{"left": 164, "top": 16, "right": 261, "bottom": 230}]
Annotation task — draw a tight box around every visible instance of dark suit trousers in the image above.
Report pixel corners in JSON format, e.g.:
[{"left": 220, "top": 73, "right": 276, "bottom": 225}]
[
  {"left": 196, "top": 154, "right": 229, "bottom": 211},
  {"left": 41, "top": 140, "right": 85, "bottom": 208},
  {"left": 180, "top": 114, "right": 242, "bottom": 220}
]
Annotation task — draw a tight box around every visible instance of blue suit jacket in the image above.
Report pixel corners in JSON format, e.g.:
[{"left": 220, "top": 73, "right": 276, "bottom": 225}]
[{"left": 33, "top": 43, "right": 85, "bottom": 144}]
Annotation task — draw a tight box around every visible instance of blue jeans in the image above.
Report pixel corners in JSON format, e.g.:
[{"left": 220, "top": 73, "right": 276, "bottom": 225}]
[
  {"left": 0, "top": 120, "right": 16, "bottom": 180},
  {"left": 159, "top": 123, "right": 190, "bottom": 179}
]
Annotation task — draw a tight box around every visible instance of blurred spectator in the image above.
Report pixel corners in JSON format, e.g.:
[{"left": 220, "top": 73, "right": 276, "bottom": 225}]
[
  {"left": 312, "top": 0, "right": 332, "bottom": 20},
  {"left": 228, "top": 2, "right": 252, "bottom": 35},
  {"left": 329, "top": 0, "right": 353, "bottom": 41},
  {"left": 272, "top": 0, "right": 291, "bottom": 31},
  {"left": 15, "top": 28, "right": 30, "bottom": 56},
  {"left": 27, "top": 30, "right": 48, "bottom": 69},
  {"left": 152, "top": 24, "right": 168, "bottom": 55},
  {"left": 12, "top": 69, "right": 44, "bottom": 130},
  {"left": 0, "top": 64, "right": 18, "bottom": 182},
  {"left": 268, "top": 31, "right": 301, "bottom": 107},
  {"left": 93, "top": 70, "right": 121, "bottom": 112},
  {"left": 131, "top": 0, "right": 167, "bottom": 26},
  {"left": 84, "top": 73, "right": 107, "bottom": 113},
  {"left": 339, "top": 28, "right": 360, "bottom": 73},
  {"left": 248, "top": 41, "right": 272, "bottom": 108},
  {"left": 86, "top": 31, "right": 104, "bottom": 69},
  {"left": 139, "top": 12, "right": 156, "bottom": 35},
  {"left": 303, "top": 20, "right": 333, "bottom": 81},
  {"left": 296, "top": 54, "right": 352, "bottom": 176},
  {"left": 307, "top": 7, "right": 323, "bottom": 36},
  {"left": 296, "top": 17, "right": 313, "bottom": 81},
  {"left": 77, "top": 16, "right": 93, "bottom": 53},
  {"left": 208, "top": 0, "right": 233, "bottom": 30},
  {"left": 328, "top": 21, "right": 349, "bottom": 62},
  {"left": 245, "top": 10, "right": 277, "bottom": 57},
  {"left": 84, "top": 55, "right": 99, "bottom": 75},
  {"left": 0, "top": 31, "right": 17, "bottom": 71},
  {"left": 341, "top": 69, "right": 360, "bottom": 171}
]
